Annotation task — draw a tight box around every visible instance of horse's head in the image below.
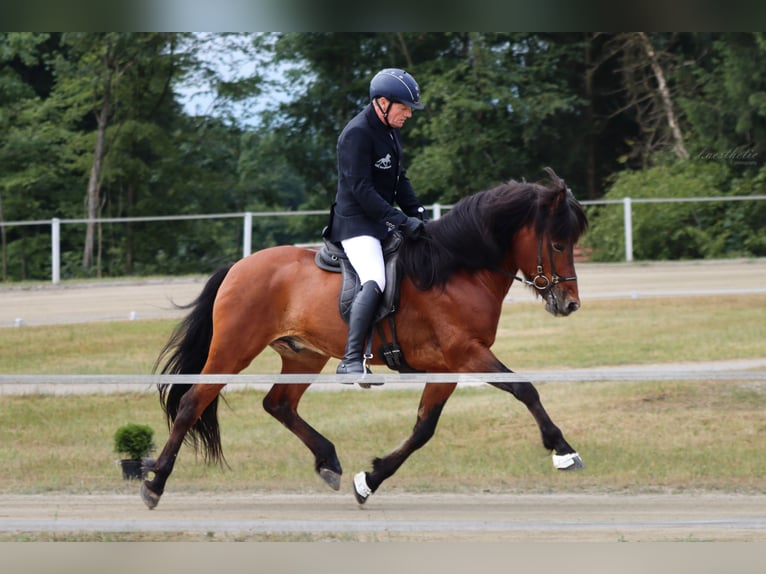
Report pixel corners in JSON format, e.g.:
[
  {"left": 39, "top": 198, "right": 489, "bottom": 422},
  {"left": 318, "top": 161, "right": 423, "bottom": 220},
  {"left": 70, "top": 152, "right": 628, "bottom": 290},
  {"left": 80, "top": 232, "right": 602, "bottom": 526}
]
[
  {"left": 514, "top": 226, "right": 582, "bottom": 316},
  {"left": 399, "top": 167, "right": 588, "bottom": 311},
  {"left": 512, "top": 168, "right": 588, "bottom": 317}
]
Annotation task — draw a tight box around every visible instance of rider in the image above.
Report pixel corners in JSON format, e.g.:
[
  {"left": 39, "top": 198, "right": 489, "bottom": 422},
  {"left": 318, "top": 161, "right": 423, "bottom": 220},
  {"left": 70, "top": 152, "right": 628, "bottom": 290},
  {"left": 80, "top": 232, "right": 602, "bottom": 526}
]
[{"left": 325, "top": 68, "right": 427, "bottom": 375}]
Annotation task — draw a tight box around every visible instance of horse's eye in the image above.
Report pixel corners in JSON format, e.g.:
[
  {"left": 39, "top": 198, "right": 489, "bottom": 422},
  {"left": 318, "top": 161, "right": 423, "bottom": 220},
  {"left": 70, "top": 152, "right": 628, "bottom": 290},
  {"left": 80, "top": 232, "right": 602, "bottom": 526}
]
[{"left": 552, "top": 242, "right": 565, "bottom": 253}]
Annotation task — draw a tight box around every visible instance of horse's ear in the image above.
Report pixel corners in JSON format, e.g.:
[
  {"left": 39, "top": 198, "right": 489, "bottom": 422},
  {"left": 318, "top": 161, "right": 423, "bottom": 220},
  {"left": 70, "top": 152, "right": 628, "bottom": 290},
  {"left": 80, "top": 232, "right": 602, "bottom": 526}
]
[
  {"left": 543, "top": 167, "right": 566, "bottom": 192},
  {"left": 543, "top": 167, "right": 569, "bottom": 216}
]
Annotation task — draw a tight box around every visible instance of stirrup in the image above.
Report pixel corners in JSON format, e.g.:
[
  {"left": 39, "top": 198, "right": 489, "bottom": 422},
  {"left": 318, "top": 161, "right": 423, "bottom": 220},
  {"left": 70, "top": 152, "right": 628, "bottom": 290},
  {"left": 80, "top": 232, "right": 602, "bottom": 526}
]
[{"left": 357, "top": 354, "right": 383, "bottom": 389}]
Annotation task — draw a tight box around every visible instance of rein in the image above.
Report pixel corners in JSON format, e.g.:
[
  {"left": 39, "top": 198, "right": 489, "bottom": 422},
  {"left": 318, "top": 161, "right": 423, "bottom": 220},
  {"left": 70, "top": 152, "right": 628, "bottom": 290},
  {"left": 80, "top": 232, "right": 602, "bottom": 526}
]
[{"left": 499, "top": 236, "right": 578, "bottom": 295}]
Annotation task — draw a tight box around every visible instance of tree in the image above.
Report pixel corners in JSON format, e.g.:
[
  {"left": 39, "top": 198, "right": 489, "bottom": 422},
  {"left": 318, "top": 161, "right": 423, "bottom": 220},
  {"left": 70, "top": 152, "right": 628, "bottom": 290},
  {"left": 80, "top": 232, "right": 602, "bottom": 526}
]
[
  {"left": 409, "top": 33, "right": 586, "bottom": 201},
  {"left": 680, "top": 33, "right": 766, "bottom": 174},
  {"left": 588, "top": 33, "right": 697, "bottom": 169},
  {"left": 635, "top": 32, "right": 689, "bottom": 160},
  {"left": 0, "top": 32, "right": 76, "bottom": 280},
  {"left": 43, "top": 33, "right": 262, "bottom": 276},
  {"left": 49, "top": 33, "right": 185, "bottom": 274},
  {"left": 263, "top": 33, "right": 591, "bottom": 203}
]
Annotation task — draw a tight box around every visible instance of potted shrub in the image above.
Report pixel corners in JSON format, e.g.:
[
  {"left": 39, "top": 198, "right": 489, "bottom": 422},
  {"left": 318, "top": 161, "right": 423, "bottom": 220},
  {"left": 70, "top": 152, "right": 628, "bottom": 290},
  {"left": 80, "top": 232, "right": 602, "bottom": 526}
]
[{"left": 113, "top": 423, "right": 155, "bottom": 480}]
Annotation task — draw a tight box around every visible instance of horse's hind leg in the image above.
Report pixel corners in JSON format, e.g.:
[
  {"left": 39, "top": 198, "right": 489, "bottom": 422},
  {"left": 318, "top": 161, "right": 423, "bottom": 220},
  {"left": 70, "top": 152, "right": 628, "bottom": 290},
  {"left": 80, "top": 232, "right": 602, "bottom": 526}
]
[
  {"left": 141, "top": 383, "right": 225, "bottom": 509},
  {"left": 490, "top": 379, "right": 584, "bottom": 471},
  {"left": 353, "top": 382, "right": 457, "bottom": 504},
  {"left": 261, "top": 348, "right": 342, "bottom": 490}
]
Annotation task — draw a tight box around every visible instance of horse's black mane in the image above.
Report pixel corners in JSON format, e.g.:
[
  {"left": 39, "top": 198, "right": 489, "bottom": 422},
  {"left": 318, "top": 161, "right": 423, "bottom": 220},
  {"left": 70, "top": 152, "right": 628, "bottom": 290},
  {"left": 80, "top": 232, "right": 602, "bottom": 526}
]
[{"left": 399, "top": 168, "right": 588, "bottom": 290}]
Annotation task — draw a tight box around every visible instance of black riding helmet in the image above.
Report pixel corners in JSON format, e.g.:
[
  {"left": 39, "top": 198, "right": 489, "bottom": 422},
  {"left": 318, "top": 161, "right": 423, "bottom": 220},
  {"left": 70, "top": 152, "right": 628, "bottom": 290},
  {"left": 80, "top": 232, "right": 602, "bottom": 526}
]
[{"left": 369, "top": 68, "right": 424, "bottom": 110}]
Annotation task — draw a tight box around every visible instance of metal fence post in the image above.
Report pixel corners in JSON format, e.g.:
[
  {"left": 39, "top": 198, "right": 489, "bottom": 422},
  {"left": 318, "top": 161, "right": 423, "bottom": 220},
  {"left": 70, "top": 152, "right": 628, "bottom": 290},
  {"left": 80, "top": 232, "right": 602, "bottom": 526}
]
[
  {"left": 51, "top": 218, "right": 61, "bottom": 284},
  {"left": 623, "top": 197, "right": 633, "bottom": 262},
  {"left": 243, "top": 212, "right": 253, "bottom": 258}
]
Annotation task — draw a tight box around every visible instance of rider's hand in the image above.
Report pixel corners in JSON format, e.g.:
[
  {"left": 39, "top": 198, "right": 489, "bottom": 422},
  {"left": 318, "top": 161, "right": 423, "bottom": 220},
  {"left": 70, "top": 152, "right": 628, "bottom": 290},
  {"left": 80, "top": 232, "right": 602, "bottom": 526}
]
[{"left": 401, "top": 216, "right": 425, "bottom": 240}]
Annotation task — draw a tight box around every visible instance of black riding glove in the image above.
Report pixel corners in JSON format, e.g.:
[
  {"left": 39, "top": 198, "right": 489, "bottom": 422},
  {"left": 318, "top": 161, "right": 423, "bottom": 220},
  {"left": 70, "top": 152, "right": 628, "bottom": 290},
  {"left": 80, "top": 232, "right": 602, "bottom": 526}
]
[{"left": 401, "top": 216, "right": 425, "bottom": 240}]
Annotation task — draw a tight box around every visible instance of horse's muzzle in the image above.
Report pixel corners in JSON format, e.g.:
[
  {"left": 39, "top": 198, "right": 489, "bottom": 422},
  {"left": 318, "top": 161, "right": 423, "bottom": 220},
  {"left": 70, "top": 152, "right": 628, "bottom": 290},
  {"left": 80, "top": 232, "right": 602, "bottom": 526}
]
[{"left": 544, "top": 289, "right": 580, "bottom": 317}]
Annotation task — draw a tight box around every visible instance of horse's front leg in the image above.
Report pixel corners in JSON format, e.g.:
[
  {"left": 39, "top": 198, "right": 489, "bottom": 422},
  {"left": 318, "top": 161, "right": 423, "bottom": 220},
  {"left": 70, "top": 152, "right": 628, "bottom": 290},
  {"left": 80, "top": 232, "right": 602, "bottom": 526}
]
[
  {"left": 353, "top": 382, "right": 457, "bottom": 504},
  {"left": 491, "top": 374, "right": 584, "bottom": 471},
  {"left": 262, "top": 382, "right": 343, "bottom": 490}
]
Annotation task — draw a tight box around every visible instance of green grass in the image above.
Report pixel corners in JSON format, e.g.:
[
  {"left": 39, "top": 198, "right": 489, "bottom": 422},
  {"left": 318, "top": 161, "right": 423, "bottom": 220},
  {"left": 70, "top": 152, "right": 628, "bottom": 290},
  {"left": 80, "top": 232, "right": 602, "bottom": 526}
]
[
  {"left": 0, "top": 294, "right": 764, "bottom": 495},
  {"left": 495, "top": 294, "right": 766, "bottom": 368},
  {"left": 1, "top": 382, "right": 765, "bottom": 496},
  {"left": 0, "top": 320, "right": 174, "bottom": 374},
  {"left": 1, "top": 294, "right": 764, "bottom": 374}
]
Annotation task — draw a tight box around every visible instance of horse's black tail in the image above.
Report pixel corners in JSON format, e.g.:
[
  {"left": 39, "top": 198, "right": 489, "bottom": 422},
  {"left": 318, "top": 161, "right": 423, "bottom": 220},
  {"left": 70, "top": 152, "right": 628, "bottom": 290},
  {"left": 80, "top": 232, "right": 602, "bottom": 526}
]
[{"left": 153, "top": 264, "right": 233, "bottom": 465}]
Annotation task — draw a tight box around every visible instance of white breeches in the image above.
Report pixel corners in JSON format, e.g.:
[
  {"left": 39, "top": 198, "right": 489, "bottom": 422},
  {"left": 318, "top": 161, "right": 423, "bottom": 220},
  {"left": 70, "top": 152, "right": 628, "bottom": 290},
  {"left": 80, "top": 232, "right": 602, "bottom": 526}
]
[{"left": 341, "top": 235, "right": 386, "bottom": 292}]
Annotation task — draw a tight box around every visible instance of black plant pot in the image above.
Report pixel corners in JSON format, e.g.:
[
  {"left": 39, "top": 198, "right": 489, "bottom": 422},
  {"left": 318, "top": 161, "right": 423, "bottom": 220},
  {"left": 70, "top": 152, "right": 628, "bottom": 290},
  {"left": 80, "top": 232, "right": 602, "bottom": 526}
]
[{"left": 120, "top": 459, "right": 145, "bottom": 480}]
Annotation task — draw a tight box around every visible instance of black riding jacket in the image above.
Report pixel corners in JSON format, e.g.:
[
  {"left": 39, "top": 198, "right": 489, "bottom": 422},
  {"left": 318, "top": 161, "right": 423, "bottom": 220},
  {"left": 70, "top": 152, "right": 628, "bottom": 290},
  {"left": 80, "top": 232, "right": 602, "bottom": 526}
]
[{"left": 325, "top": 104, "right": 423, "bottom": 243}]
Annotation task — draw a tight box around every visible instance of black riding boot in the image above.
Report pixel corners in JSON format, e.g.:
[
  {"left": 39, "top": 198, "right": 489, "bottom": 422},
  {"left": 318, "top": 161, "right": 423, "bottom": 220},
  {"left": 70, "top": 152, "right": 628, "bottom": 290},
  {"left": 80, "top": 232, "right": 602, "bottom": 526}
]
[{"left": 337, "top": 280, "right": 382, "bottom": 375}]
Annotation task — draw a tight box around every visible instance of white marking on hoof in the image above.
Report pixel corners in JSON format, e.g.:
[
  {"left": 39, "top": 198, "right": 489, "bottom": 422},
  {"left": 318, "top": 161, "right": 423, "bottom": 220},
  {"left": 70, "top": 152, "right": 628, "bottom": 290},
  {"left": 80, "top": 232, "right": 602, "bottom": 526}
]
[
  {"left": 552, "top": 452, "right": 584, "bottom": 471},
  {"left": 353, "top": 471, "right": 372, "bottom": 504}
]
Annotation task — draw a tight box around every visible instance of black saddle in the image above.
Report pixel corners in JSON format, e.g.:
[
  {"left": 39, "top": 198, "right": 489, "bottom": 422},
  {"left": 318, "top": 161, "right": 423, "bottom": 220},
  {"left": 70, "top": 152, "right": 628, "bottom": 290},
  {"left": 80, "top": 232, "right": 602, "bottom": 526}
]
[
  {"left": 314, "top": 231, "right": 403, "bottom": 325},
  {"left": 314, "top": 232, "right": 419, "bottom": 372}
]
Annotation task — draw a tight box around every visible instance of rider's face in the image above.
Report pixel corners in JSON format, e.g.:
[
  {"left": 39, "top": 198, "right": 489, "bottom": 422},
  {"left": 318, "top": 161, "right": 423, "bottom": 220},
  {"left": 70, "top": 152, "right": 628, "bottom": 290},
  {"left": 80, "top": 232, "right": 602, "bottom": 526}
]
[
  {"left": 386, "top": 101, "right": 413, "bottom": 128},
  {"left": 376, "top": 98, "right": 413, "bottom": 128}
]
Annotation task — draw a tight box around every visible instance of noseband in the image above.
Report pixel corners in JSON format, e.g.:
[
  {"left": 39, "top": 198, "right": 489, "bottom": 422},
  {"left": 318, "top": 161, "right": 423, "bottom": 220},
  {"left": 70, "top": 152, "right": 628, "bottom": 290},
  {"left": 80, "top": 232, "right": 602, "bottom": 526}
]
[{"left": 501, "top": 235, "right": 578, "bottom": 296}]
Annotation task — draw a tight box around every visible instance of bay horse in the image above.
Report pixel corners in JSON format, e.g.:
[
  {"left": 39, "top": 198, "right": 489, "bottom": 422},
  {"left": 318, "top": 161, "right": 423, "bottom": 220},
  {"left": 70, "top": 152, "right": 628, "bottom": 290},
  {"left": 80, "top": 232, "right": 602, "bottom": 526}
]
[{"left": 141, "top": 167, "right": 588, "bottom": 509}]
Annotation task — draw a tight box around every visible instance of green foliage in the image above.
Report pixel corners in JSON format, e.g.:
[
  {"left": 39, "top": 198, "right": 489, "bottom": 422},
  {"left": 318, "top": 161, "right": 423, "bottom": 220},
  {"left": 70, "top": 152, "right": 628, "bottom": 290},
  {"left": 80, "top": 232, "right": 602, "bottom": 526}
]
[
  {"left": 113, "top": 423, "right": 154, "bottom": 460},
  {"left": 680, "top": 33, "right": 766, "bottom": 177},
  {"left": 2, "top": 33, "right": 765, "bottom": 281},
  {"left": 584, "top": 160, "right": 766, "bottom": 261},
  {"left": 268, "top": 33, "right": 588, "bottom": 205}
]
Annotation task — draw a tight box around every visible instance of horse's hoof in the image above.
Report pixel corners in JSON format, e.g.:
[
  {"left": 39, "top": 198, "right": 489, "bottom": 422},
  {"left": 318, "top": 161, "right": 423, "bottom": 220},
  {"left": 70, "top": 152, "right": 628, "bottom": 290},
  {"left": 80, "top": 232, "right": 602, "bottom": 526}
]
[
  {"left": 140, "top": 481, "right": 161, "bottom": 510},
  {"left": 353, "top": 471, "right": 372, "bottom": 505},
  {"left": 553, "top": 452, "right": 584, "bottom": 471},
  {"left": 319, "top": 467, "right": 342, "bottom": 491}
]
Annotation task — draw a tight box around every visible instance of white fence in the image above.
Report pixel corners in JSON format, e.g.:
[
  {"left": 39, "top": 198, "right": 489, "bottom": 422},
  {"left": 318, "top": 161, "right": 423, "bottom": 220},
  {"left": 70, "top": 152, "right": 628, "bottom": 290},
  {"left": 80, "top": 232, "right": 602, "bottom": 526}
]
[
  {"left": 2, "top": 196, "right": 765, "bottom": 284},
  {"left": 1, "top": 363, "right": 764, "bottom": 395}
]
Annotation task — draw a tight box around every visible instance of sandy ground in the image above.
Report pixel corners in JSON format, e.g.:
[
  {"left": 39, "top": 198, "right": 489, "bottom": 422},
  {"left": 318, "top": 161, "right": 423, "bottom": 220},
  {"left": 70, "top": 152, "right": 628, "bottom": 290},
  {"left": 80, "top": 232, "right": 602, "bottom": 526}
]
[
  {"left": 1, "top": 491, "right": 765, "bottom": 542},
  {"left": 2, "top": 258, "right": 766, "bottom": 541}
]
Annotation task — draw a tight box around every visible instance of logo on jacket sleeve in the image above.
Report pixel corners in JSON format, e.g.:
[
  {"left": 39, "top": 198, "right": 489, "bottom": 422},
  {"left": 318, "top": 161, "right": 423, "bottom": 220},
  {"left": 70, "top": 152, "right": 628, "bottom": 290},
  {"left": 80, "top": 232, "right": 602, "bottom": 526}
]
[{"left": 374, "top": 153, "right": 392, "bottom": 170}]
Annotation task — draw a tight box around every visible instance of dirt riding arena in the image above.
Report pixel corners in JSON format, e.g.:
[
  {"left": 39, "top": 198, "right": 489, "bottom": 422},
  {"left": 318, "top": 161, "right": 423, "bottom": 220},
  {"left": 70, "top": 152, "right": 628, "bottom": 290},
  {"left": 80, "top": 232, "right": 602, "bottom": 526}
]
[
  {"left": 2, "top": 490, "right": 766, "bottom": 541},
  {"left": 1, "top": 258, "right": 766, "bottom": 541}
]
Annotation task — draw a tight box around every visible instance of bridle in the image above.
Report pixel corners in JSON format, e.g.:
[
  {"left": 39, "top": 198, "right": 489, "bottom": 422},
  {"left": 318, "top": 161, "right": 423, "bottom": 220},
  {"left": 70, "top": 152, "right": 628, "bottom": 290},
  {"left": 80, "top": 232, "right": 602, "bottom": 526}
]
[{"left": 499, "top": 234, "right": 578, "bottom": 297}]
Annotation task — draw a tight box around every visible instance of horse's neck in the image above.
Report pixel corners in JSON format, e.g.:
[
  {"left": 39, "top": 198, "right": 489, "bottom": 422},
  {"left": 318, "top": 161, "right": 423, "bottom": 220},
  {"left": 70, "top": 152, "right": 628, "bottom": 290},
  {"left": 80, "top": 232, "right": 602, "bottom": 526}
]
[{"left": 479, "top": 268, "right": 516, "bottom": 301}]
